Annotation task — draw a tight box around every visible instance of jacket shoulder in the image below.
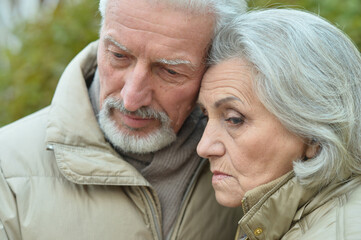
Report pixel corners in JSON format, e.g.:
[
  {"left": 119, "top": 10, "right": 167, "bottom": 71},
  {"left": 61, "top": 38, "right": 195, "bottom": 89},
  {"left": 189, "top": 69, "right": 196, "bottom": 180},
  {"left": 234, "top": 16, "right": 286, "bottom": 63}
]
[
  {"left": 284, "top": 182, "right": 361, "bottom": 239},
  {"left": 0, "top": 107, "right": 57, "bottom": 179},
  {"left": 341, "top": 184, "right": 361, "bottom": 237}
]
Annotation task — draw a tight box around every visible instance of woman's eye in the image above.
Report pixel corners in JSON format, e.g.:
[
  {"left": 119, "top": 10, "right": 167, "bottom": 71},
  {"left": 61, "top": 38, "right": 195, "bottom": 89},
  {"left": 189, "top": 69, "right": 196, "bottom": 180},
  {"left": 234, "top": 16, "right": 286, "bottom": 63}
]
[{"left": 225, "top": 117, "right": 244, "bottom": 125}]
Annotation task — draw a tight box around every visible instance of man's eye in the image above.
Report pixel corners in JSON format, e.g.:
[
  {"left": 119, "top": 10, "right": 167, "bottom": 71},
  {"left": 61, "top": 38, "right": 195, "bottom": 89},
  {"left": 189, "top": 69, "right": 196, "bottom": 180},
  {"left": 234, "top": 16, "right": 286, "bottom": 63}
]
[
  {"left": 225, "top": 117, "right": 244, "bottom": 125},
  {"left": 112, "top": 52, "right": 125, "bottom": 58},
  {"left": 165, "top": 68, "right": 178, "bottom": 75}
]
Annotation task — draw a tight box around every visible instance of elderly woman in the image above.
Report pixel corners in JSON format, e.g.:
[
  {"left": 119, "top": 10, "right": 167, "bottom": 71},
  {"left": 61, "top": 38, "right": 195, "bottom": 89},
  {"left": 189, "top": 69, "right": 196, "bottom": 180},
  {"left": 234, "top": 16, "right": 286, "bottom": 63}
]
[{"left": 197, "top": 9, "right": 361, "bottom": 240}]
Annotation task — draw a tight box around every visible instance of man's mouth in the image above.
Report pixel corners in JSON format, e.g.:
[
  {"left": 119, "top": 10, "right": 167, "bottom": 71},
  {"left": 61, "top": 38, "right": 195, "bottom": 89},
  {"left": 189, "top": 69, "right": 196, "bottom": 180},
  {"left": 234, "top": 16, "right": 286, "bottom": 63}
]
[{"left": 115, "top": 111, "right": 156, "bottom": 129}]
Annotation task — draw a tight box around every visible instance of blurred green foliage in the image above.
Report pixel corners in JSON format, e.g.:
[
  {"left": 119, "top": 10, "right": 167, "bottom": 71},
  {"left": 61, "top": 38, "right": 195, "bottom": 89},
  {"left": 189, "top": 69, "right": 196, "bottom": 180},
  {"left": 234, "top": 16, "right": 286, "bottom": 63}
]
[
  {"left": 0, "top": 0, "right": 100, "bottom": 126},
  {"left": 0, "top": 0, "right": 360, "bottom": 126},
  {"left": 249, "top": 0, "right": 361, "bottom": 48}
]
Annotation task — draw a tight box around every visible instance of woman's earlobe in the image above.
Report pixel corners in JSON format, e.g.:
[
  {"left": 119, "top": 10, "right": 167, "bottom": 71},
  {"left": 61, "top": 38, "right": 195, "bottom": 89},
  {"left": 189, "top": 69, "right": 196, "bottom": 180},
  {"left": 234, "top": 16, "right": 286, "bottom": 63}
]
[{"left": 305, "top": 139, "right": 320, "bottom": 159}]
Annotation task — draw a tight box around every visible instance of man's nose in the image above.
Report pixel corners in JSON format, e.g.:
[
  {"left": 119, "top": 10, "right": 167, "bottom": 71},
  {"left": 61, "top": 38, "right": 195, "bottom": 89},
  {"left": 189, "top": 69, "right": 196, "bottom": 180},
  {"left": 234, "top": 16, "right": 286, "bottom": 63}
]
[{"left": 120, "top": 63, "right": 153, "bottom": 112}]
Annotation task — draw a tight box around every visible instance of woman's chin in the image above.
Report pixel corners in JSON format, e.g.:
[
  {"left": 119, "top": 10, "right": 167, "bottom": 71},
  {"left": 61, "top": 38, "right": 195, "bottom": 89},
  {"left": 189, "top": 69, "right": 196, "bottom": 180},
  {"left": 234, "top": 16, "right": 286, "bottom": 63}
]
[{"left": 214, "top": 190, "right": 243, "bottom": 208}]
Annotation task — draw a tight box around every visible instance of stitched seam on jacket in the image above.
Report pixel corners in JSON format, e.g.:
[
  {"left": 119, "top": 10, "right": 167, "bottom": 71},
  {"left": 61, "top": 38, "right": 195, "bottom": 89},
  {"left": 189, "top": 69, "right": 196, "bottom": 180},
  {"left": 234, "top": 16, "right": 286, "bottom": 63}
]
[
  {"left": 55, "top": 150, "right": 147, "bottom": 185},
  {"left": 5, "top": 176, "right": 68, "bottom": 180},
  {"left": 53, "top": 143, "right": 149, "bottom": 186},
  {"left": 49, "top": 141, "right": 112, "bottom": 154},
  {"left": 336, "top": 195, "right": 346, "bottom": 240}
]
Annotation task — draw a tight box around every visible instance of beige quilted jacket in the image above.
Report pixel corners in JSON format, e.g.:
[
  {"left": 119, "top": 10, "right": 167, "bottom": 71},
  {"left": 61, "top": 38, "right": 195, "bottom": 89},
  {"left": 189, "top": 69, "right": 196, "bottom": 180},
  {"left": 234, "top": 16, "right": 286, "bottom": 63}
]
[
  {"left": 235, "top": 172, "right": 361, "bottom": 240},
  {"left": 0, "top": 42, "right": 242, "bottom": 240}
]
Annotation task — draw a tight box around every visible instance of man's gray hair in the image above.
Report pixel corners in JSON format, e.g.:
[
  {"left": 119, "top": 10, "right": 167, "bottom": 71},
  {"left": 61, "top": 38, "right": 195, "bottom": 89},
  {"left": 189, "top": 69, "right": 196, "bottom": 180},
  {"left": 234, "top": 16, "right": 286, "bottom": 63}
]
[
  {"left": 98, "top": 0, "right": 248, "bottom": 37},
  {"left": 209, "top": 9, "right": 361, "bottom": 189}
]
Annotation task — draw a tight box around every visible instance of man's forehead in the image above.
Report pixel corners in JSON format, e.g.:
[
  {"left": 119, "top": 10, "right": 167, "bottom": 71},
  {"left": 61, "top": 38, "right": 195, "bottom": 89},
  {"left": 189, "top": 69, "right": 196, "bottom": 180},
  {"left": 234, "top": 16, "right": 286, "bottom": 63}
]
[{"left": 103, "top": 35, "right": 200, "bottom": 69}]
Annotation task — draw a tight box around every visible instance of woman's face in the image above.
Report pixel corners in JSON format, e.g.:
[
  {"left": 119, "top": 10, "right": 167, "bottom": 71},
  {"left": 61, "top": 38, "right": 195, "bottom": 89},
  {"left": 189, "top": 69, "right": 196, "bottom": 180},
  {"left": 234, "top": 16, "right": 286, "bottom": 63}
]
[{"left": 197, "top": 58, "right": 310, "bottom": 207}]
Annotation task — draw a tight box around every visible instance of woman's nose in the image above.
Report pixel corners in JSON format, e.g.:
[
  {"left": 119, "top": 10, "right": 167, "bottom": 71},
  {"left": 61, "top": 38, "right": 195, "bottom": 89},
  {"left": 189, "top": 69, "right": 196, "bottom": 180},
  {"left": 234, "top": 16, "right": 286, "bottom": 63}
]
[{"left": 197, "top": 122, "right": 225, "bottom": 159}]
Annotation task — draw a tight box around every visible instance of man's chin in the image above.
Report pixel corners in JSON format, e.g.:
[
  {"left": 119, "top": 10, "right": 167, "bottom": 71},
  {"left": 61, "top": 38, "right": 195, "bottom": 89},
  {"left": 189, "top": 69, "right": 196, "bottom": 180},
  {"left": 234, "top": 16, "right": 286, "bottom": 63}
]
[
  {"left": 99, "top": 115, "right": 176, "bottom": 154},
  {"left": 98, "top": 99, "right": 176, "bottom": 153},
  {"left": 110, "top": 130, "right": 177, "bottom": 154},
  {"left": 121, "top": 124, "right": 162, "bottom": 136}
]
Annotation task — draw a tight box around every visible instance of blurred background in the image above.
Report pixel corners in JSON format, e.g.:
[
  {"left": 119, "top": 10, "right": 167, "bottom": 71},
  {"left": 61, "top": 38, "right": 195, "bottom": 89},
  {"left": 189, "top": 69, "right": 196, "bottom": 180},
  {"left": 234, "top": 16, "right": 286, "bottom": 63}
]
[{"left": 1, "top": 0, "right": 360, "bottom": 126}]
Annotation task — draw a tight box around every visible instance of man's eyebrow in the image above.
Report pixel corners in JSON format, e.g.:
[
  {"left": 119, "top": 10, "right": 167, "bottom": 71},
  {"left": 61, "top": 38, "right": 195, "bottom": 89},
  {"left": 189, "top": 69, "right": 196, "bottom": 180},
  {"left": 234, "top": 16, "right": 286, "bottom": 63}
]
[
  {"left": 156, "top": 58, "right": 198, "bottom": 70},
  {"left": 104, "top": 35, "right": 131, "bottom": 53},
  {"left": 214, "top": 96, "right": 243, "bottom": 108},
  {"left": 104, "top": 35, "right": 199, "bottom": 70}
]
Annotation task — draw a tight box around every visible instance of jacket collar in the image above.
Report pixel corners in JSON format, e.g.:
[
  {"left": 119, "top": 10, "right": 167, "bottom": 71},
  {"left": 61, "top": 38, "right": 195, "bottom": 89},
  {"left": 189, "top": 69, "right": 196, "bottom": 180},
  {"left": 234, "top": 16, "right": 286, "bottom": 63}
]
[
  {"left": 238, "top": 172, "right": 316, "bottom": 240},
  {"left": 45, "top": 41, "right": 149, "bottom": 186},
  {"left": 238, "top": 171, "right": 361, "bottom": 240}
]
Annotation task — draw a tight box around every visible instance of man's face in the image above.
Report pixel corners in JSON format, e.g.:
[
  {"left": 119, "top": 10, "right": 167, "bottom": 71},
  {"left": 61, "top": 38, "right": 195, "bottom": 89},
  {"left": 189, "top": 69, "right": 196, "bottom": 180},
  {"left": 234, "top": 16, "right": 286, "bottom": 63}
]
[{"left": 97, "top": 0, "right": 214, "bottom": 153}]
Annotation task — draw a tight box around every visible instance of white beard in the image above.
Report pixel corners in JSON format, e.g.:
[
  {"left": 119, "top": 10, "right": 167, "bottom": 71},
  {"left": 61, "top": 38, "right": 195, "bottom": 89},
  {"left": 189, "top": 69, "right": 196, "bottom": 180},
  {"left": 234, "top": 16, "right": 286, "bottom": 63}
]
[{"left": 98, "top": 97, "right": 176, "bottom": 154}]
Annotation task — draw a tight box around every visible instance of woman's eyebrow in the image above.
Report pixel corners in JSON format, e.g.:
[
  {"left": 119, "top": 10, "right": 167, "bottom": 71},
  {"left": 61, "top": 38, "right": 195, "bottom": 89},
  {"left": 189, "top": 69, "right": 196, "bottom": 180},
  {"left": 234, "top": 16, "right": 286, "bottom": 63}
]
[
  {"left": 196, "top": 96, "right": 243, "bottom": 110},
  {"left": 214, "top": 96, "right": 242, "bottom": 108}
]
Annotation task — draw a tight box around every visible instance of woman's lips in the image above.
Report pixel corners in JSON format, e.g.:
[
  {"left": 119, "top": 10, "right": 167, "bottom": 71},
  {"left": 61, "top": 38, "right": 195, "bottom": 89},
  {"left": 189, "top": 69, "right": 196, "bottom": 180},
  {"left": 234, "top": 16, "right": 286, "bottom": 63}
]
[{"left": 212, "top": 171, "right": 231, "bottom": 183}]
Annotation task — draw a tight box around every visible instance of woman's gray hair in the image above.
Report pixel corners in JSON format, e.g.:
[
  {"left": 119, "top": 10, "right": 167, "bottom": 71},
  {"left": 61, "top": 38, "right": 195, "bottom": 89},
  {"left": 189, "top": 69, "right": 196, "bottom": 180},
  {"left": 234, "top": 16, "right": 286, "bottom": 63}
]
[
  {"left": 98, "top": 0, "right": 248, "bottom": 37},
  {"left": 209, "top": 9, "right": 361, "bottom": 189}
]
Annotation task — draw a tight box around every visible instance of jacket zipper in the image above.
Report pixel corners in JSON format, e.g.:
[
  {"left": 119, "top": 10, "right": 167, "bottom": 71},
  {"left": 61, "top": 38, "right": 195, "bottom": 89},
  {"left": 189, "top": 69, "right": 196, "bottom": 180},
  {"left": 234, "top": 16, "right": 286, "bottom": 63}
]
[
  {"left": 140, "top": 187, "right": 163, "bottom": 240},
  {"left": 234, "top": 198, "right": 248, "bottom": 240},
  {"left": 166, "top": 158, "right": 207, "bottom": 240}
]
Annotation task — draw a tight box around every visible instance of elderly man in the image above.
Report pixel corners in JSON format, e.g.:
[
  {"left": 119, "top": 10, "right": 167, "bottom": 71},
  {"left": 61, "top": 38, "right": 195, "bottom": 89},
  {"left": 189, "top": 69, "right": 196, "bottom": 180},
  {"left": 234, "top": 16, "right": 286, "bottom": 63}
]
[{"left": 0, "top": 0, "right": 246, "bottom": 239}]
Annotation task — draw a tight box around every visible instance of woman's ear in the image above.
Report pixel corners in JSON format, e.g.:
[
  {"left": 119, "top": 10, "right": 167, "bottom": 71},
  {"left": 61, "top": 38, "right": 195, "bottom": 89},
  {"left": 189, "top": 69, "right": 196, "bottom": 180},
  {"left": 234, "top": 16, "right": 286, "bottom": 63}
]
[{"left": 305, "top": 139, "right": 320, "bottom": 159}]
